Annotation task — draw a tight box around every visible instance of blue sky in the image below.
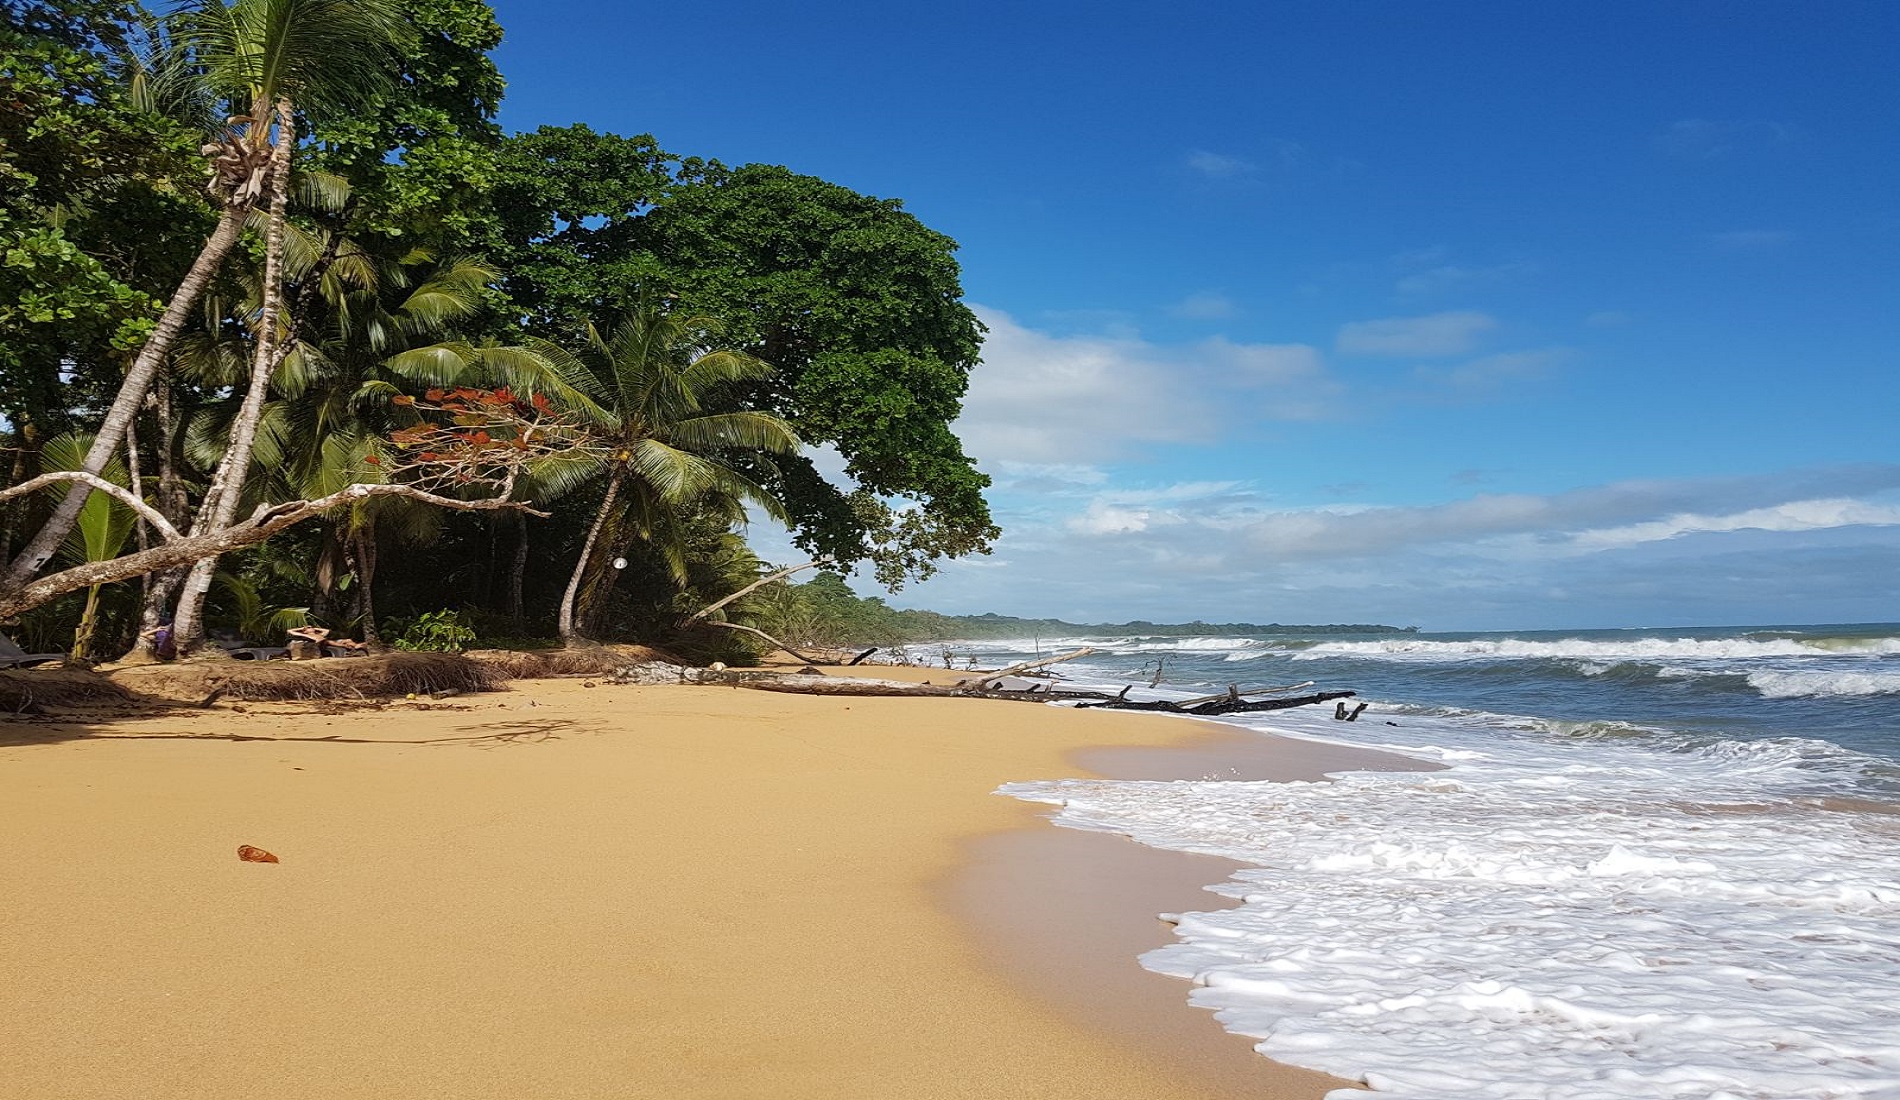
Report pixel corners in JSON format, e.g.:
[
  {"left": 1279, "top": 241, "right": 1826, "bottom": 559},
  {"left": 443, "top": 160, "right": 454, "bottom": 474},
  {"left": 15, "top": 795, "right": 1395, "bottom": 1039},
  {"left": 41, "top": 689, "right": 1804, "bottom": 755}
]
[{"left": 489, "top": 0, "right": 1900, "bottom": 629}]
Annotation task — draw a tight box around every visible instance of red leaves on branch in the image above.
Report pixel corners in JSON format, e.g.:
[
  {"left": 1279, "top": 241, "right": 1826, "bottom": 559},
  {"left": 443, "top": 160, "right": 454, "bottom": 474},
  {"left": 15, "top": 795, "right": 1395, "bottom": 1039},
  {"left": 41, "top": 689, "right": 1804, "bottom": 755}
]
[{"left": 370, "top": 387, "right": 598, "bottom": 498}]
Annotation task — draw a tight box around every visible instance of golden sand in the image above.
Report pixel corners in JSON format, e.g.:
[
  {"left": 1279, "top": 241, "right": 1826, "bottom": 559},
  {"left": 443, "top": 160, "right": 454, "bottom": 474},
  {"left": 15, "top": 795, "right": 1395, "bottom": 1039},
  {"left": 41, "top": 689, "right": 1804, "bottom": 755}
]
[{"left": 0, "top": 666, "right": 1402, "bottom": 1098}]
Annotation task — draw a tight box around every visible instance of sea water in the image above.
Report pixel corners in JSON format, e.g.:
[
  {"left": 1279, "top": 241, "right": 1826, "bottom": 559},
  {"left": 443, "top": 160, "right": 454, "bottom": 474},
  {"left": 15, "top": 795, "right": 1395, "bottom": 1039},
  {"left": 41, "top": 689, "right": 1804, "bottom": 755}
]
[{"left": 912, "top": 625, "right": 1900, "bottom": 1099}]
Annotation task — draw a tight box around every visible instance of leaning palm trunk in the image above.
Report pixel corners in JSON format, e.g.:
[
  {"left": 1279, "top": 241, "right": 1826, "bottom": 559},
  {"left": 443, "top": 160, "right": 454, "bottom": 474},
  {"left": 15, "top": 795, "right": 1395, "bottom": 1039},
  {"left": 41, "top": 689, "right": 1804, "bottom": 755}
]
[
  {"left": 3, "top": 205, "right": 252, "bottom": 588},
  {"left": 172, "top": 100, "right": 295, "bottom": 655},
  {"left": 559, "top": 469, "right": 624, "bottom": 644}
]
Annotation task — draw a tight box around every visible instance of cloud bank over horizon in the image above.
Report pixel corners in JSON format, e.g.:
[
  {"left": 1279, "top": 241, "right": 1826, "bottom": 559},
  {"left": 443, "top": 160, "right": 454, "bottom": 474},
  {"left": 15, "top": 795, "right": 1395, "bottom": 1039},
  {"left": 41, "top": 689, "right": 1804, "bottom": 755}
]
[{"left": 879, "top": 309, "right": 1900, "bottom": 631}]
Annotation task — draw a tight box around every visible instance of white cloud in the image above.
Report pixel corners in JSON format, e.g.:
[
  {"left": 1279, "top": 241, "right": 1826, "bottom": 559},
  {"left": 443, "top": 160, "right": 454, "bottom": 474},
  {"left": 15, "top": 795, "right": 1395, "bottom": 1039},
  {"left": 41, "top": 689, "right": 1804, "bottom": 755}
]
[
  {"left": 1068, "top": 503, "right": 1153, "bottom": 535},
  {"left": 895, "top": 467, "right": 1900, "bottom": 629},
  {"left": 955, "top": 307, "right": 1337, "bottom": 464},
  {"left": 1171, "top": 291, "right": 1238, "bottom": 320},
  {"left": 1571, "top": 499, "right": 1900, "bottom": 550},
  {"left": 1337, "top": 311, "right": 1497, "bottom": 357},
  {"left": 1185, "top": 150, "right": 1256, "bottom": 179}
]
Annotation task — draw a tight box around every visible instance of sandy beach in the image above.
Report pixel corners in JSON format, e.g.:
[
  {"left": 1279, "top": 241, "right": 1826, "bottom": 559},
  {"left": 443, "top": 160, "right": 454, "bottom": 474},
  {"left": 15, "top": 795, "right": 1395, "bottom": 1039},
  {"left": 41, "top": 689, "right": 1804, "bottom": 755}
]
[{"left": 0, "top": 664, "right": 1415, "bottom": 1099}]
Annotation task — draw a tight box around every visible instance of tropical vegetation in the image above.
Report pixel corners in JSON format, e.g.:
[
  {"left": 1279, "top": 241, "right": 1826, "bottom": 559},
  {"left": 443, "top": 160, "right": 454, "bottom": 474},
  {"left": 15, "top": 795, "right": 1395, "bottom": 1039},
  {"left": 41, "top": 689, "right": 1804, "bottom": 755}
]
[{"left": 0, "top": 0, "right": 998, "bottom": 662}]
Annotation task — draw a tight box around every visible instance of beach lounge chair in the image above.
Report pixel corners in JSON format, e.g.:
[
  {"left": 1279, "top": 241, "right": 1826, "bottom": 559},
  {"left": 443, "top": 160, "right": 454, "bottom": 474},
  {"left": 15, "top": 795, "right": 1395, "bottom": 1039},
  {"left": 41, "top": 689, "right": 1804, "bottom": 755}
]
[{"left": 0, "top": 632, "right": 65, "bottom": 669}]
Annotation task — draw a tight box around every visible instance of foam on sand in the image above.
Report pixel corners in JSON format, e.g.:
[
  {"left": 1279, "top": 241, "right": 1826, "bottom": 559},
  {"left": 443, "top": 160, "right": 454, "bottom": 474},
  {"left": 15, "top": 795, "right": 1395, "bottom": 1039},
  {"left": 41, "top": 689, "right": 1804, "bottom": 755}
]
[{"left": 1006, "top": 704, "right": 1900, "bottom": 1099}]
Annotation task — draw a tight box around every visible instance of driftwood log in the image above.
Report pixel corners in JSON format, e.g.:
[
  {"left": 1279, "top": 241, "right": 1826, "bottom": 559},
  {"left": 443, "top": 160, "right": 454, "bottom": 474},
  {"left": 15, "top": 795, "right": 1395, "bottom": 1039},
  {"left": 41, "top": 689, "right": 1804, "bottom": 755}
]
[
  {"left": 955, "top": 647, "right": 1097, "bottom": 690},
  {"left": 1080, "top": 690, "right": 1355, "bottom": 716},
  {"left": 735, "top": 674, "right": 1114, "bottom": 704}
]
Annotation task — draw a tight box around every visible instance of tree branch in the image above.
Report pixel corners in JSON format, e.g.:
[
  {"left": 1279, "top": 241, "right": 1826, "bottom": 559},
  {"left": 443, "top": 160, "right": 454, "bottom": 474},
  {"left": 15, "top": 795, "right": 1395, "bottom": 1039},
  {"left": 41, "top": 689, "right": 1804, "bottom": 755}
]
[
  {"left": 0, "top": 472, "right": 183, "bottom": 543},
  {"left": 680, "top": 558, "right": 829, "bottom": 628},
  {"left": 0, "top": 483, "right": 544, "bottom": 620}
]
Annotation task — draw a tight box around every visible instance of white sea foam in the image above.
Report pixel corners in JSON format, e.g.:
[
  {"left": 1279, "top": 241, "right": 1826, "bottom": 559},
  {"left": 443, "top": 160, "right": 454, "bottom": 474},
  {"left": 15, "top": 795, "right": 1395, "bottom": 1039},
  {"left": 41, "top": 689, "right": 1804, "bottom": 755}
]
[
  {"left": 1299, "top": 636, "right": 1900, "bottom": 662},
  {"left": 1749, "top": 668, "right": 1900, "bottom": 699},
  {"left": 1003, "top": 706, "right": 1900, "bottom": 1099}
]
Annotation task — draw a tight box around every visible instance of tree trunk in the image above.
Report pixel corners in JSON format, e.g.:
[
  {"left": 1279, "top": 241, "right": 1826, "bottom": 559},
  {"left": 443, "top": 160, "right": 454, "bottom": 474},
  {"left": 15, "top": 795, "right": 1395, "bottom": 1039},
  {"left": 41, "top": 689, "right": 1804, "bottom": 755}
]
[
  {"left": 508, "top": 509, "right": 529, "bottom": 628},
  {"left": 172, "top": 100, "right": 295, "bottom": 655},
  {"left": 354, "top": 525, "right": 381, "bottom": 649},
  {"left": 582, "top": 512, "right": 639, "bottom": 638},
  {"left": 3, "top": 204, "right": 251, "bottom": 588},
  {"left": 125, "top": 382, "right": 185, "bottom": 662},
  {"left": 72, "top": 584, "right": 105, "bottom": 661},
  {"left": 559, "top": 470, "right": 623, "bottom": 644}
]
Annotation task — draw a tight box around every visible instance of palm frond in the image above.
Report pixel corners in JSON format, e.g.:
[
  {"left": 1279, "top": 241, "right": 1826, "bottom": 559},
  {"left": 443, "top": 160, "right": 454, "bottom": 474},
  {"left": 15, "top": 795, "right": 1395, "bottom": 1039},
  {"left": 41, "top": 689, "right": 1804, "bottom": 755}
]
[
  {"left": 663, "top": 411, "right": 800, "bottom": 456},
  {"left": 383, "top": 343, "right": 476, "bottom": 387}
]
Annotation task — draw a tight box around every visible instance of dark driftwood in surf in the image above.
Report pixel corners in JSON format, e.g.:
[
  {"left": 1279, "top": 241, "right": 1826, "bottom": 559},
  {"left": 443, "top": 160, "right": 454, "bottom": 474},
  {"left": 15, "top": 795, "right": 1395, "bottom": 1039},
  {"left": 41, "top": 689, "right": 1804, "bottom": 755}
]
[
  {"left": 1174, "top": 681, "right": 1316, "bottom": 708},
  {"left": 1081, "top": 690, "right": 1356, "bottom": 716}
]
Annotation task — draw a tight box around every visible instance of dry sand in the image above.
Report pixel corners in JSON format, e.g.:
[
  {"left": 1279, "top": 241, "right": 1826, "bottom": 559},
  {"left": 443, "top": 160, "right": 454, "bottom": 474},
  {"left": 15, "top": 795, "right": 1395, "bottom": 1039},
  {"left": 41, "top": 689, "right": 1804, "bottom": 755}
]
[{"left": 0, "top": 664, "right": 1412, "bottom": 1099}]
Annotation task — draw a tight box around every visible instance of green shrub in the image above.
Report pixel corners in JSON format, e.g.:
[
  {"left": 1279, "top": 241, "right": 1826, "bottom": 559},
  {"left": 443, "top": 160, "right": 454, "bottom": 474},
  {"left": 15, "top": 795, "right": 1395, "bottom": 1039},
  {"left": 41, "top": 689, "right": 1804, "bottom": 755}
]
[{"left": 389, "top": 610, "right": 477, "bottom": 653}]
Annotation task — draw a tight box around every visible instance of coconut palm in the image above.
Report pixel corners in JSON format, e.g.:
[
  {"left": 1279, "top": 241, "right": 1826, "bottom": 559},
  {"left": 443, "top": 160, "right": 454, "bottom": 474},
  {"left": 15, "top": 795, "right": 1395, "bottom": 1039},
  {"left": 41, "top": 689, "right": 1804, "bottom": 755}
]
[
  {"left": 162, "top": 0, "right": 410, "bottom": 652},
  {"left": 510, "top": 306, "right": 801, "bottom": 644},
  {"left": 6, "top": 0, "right": 408, "bottom": 592},
  {"left": 39, "top": 434, "right": 137, "bottom": 660},
  {"left": 175, "top": 239, "right": 510, "bottom": 648}
]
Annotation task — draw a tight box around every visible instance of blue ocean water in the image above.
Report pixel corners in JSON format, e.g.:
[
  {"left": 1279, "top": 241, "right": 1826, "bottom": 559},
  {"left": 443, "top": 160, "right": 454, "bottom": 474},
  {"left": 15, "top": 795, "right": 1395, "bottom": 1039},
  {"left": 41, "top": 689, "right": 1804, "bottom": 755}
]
[{"left": 913, "top": 624, "right": 1900, "bottom": 1099}]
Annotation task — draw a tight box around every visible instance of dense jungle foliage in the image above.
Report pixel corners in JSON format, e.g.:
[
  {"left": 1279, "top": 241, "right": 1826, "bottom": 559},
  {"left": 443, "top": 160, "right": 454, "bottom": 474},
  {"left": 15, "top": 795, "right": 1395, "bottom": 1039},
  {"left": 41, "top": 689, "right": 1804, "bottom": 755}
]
[{"left": 0, "top": 0, "right": 998, "bottom": 661}]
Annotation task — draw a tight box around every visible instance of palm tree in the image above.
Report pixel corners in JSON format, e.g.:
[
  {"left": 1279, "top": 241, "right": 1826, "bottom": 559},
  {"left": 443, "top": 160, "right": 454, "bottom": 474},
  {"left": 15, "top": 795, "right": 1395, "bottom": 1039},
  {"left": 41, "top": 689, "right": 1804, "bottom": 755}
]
[
  {"left": 172, "top": 237, "right": 509, "bottom": 650},
  {"left": 39, "top": 434, "right": 137, "bottom": 661},
  {"left": 516, "top": 306, "right": 800, "bottom": 645},
  {"left": 5, "top": 0, "right": 408, "bottom": 592},
  {"left": 163, "top": 0, "right": 409, "bottom": 652}
]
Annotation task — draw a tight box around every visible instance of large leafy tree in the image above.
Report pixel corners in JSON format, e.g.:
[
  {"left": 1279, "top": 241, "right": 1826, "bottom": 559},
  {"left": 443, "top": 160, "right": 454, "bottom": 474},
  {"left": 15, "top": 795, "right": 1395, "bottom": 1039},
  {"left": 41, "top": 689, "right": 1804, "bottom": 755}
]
[
  {"left": 486, "top": 130, "right": 997, "bottom": 587},
  {"left": 629, "top": 163, "right": 997, "bottom": 585},
  {"left": 0, "top": 0, "right": 205, "bottom": 561}
]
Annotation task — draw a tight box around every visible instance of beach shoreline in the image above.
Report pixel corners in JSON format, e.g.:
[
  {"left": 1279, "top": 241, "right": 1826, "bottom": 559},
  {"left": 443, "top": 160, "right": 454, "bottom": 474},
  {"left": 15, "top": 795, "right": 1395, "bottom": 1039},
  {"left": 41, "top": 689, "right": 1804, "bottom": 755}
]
[{"left": 0, "top": 662, "right": 1412, "bottom": 1099}]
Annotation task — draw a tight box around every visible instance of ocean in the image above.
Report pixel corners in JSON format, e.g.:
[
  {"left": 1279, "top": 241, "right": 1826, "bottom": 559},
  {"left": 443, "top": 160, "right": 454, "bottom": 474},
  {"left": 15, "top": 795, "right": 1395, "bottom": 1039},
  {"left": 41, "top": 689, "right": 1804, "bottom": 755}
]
[{"left": 911, "top": 624, "right": 1900, "bottom": 1099}]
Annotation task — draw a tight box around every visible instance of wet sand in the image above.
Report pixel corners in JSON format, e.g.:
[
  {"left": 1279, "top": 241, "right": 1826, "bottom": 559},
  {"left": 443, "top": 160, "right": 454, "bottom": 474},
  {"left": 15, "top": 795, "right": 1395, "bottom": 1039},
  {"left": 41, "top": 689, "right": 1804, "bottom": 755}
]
[{"left": 0, "top": 667, "right": 1408, "bottom": 1098}]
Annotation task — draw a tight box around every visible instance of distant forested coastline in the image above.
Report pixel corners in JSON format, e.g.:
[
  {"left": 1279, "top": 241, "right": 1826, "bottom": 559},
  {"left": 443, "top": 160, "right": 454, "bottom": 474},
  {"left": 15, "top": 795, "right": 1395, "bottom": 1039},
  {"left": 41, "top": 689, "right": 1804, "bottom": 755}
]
[{"left": 745, "top": 574, "right": 1412, "bottom": 647}]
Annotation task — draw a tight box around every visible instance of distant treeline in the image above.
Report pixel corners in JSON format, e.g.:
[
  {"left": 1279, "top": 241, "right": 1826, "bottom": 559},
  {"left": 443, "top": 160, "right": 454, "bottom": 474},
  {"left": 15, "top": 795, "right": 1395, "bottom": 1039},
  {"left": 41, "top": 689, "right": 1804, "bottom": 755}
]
[
  {"left": 929, "top": 613, "right": 1415, "bottom": 640},
  {"left": 744, "top": 575, "right": 1413, "bottom": 647}
]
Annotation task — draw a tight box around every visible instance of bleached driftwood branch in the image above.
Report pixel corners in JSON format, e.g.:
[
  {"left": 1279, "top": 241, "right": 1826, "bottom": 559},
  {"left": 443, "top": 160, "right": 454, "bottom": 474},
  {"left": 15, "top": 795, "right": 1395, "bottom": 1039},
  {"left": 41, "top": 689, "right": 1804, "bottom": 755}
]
[{"left": 956, "top": 646, "right": 1097, "bottom": 689}]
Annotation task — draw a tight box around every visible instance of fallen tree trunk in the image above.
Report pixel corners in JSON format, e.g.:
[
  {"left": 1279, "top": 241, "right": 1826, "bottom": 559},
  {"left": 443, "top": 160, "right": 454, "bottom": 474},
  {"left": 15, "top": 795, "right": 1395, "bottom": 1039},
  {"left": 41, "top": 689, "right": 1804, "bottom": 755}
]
[
  {"left": 734, "top": 674, "right": 1113, "bottom": 703},
  {"left": 956, "top": 646, "right": 1096, "bottom": 688},
  {"left": 1175, "top": 680, "right": 1315, "bottom": 708}
]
